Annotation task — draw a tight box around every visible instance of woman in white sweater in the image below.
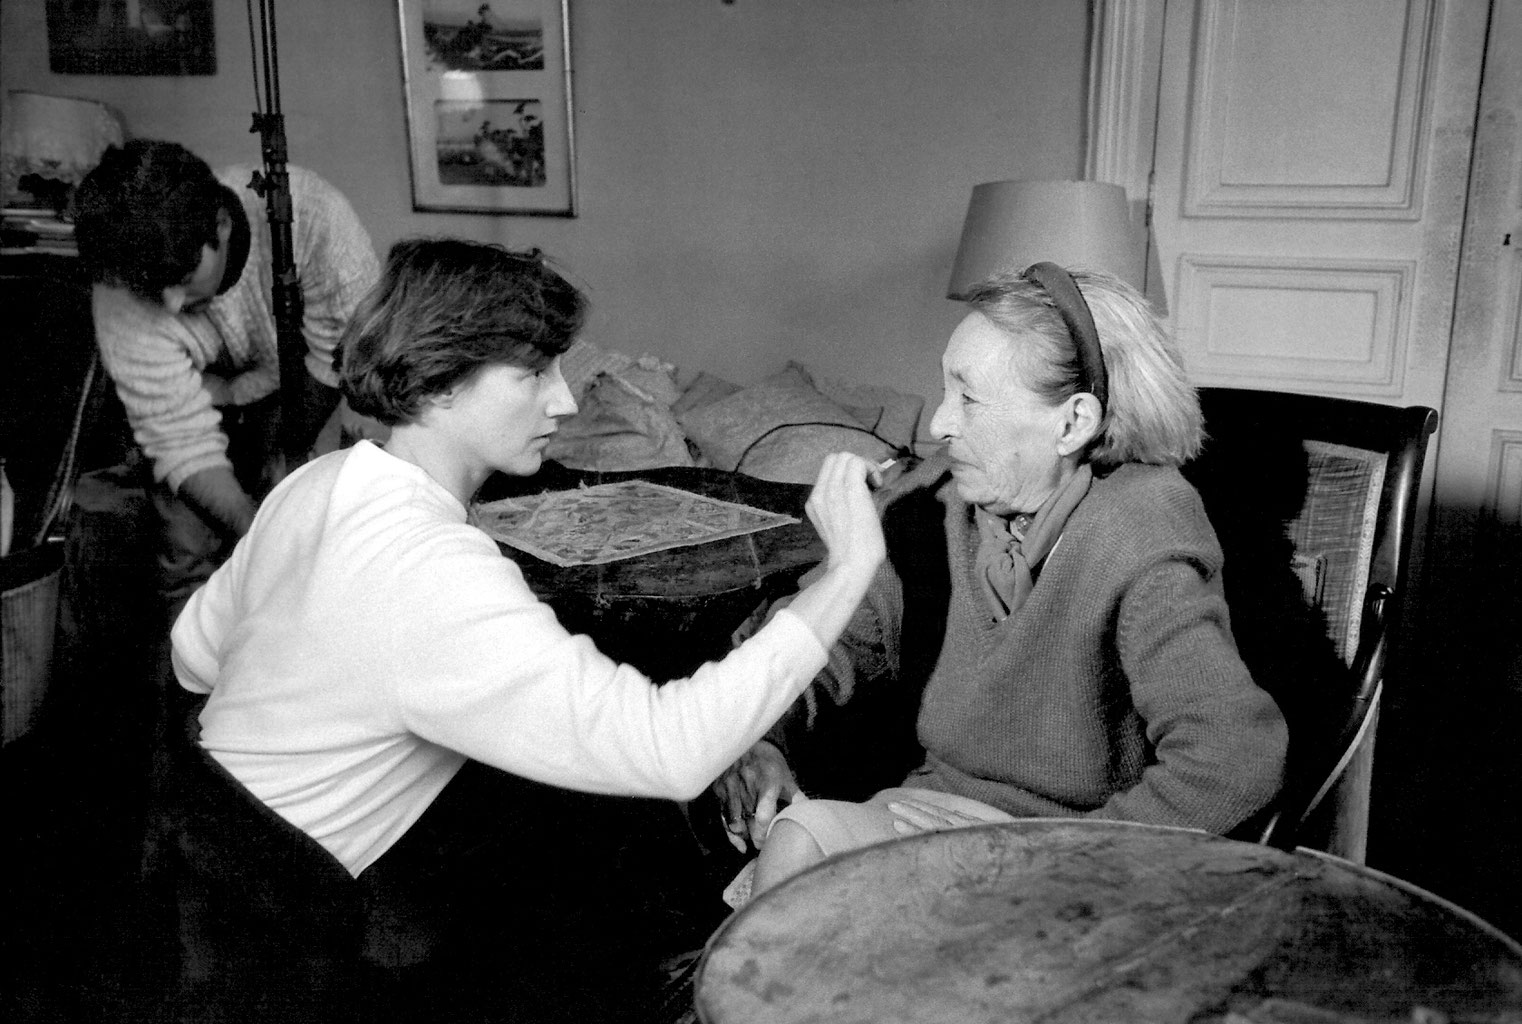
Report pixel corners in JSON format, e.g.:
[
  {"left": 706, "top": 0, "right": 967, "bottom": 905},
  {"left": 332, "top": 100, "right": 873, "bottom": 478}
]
[{"left": 170, "top": 238, "right": 886, "bottom": 1016}]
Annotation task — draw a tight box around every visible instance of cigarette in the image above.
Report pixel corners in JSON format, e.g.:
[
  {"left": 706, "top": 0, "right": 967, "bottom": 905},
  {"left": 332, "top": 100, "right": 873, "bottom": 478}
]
[{"left": 870, "top": 458, "right": 899, "bottom": 492}]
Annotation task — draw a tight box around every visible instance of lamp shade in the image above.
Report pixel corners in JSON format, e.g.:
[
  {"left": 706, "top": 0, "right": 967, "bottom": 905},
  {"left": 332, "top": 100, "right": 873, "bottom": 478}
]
[
  {"left": 1, "top": 91, "right": 123, "bottom": 209},
  {"left": 946, "top": 180, "right": 1143, "bottom": 299}
]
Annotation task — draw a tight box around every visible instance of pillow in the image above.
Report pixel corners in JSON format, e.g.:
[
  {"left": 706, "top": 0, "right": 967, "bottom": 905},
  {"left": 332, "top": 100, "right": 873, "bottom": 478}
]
[
  {"left": 806, "top": 369, "right": 926, "bottom": 452},
  {"left": 676, "top": 363, "right": 896, "bottom": 484},
  {"left": 559, "top": 338, "right": 634, "bottom": 399},
  {"left": 671, "top": 370, "right": 743, "bottom": 419},
  {"left": 544, "top": 359, "right": 694, "bottom": 472}
]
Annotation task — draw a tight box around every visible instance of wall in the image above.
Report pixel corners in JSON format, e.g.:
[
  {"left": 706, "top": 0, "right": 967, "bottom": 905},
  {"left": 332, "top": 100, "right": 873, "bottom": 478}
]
[{"left": 1, "top": 0, "right": 1089, "bottom": 407}]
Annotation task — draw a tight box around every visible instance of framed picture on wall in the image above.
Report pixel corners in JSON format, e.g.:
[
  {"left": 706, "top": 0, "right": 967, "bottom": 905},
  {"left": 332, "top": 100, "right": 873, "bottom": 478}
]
[
  {"left": 44, "top": 0, "right": 215, "bottom": 76},
  {"left": 398, "top": 0, "right": 576, "bottom": 216}
]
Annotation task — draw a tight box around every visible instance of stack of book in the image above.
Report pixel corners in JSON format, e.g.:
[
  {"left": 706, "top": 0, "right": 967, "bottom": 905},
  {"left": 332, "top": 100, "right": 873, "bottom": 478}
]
[{"left": 1, "top": 207, "right": 77, "bottom": 256}]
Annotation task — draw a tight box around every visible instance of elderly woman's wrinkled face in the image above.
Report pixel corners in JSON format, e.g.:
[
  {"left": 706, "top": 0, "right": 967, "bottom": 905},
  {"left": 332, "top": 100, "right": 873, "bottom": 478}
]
[{"left": 929, "top": 312, "right": 1070, "bottom": 517}]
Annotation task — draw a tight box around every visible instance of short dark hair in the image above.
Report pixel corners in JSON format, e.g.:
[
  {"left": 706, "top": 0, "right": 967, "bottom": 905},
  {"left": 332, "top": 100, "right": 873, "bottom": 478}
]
[
  {"left": 338, "top": 238, "right": 586, "bottom": 427},
  {"left": 73, "top": 139, "right": 231, "bottom": 302}
]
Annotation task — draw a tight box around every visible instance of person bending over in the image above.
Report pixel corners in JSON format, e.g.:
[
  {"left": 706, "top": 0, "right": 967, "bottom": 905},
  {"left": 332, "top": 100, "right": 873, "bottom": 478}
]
[{"left": 74, "top": 139, "right": 381, "bottom": 623}]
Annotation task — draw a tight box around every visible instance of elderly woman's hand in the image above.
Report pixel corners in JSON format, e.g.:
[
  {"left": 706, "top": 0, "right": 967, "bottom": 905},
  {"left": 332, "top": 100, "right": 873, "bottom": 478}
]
[
  {"left": 711, "top": 740, "right": 805, "bottom": 852},
  {"left": 886, "top": 797, "right": 1009, "bottom": 837}
]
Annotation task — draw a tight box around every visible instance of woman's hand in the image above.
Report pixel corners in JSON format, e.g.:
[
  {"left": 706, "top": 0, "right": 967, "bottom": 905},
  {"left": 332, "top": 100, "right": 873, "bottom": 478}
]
[
  {"left": 805, "top": 452, "right": 888, "bottom": 582},
  {"left": 784, "top": 453, "right": 889, "bottom": 652},
  {"left": 705, "top": 456, "right": 885, "bottom": 854},
  {"left": 886, "top": 798, "right": 1006, "bottom": 837},
  {"left": 711, "top": 740, "right": 805, "bottom": 852}
]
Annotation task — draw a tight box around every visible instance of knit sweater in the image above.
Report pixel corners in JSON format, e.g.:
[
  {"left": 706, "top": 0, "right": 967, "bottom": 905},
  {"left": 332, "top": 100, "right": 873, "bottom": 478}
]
[
  {"left": 172, "top": 441, "right": 830, "bottom": 875},
  {"left": 796, "top": 461, "right": 1287, "bottom": 835},
  {"left": 92, "top": 165, "right": 378, "bottom": 491}
]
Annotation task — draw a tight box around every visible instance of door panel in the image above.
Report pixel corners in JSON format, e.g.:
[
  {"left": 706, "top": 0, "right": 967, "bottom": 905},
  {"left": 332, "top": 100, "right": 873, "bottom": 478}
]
[
  {"left": 1147, "top": 0, "right": 1486, "bottom": 407},
  {"left": 1436, "top": 0, "right": 1522, "bottom": 540},
  {"left": 1089, "top": 0, "right": 1513, "bottom": 932},
  {"left": 1412, "top": 0, "right": 1522, "bottom": 937},
  {"left": 1173, "top": 255, "right": 1413, "bottom": 386},
  {"left": 1184, "top": 1, "right": 1431, "bottom": 217}
]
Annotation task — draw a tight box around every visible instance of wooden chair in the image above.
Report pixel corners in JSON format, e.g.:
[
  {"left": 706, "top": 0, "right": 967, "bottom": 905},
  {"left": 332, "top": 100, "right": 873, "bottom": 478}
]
[{"left": 1184, "top": 387, "right": 1437, "bottom": 862}]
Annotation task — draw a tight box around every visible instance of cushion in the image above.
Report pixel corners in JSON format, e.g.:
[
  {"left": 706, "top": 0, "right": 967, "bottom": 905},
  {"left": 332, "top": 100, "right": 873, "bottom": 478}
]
[
  {"left": 671, "top": 370, "right": 743, "bottom": 419},
  {"left": 559, "top": 338, "right": 635, "bottom": 399},
  {"left": 544, "top": 353, "right": 694, "bottom": 472},
  {"left": 807, "top": 370, "right": 925, "bottom": 451},
  {"left": 676, "top": 363, "right": 896, "bottom": 484}
]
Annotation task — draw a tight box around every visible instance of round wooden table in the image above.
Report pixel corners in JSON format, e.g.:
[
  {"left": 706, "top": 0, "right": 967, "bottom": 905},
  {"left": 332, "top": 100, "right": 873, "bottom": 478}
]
[{"left": 695, "top": 819, "right": 1522, "bottom": 1023}]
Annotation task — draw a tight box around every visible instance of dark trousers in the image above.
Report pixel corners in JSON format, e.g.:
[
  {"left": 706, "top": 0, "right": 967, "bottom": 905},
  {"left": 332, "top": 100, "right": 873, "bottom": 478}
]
[
  {"left": 148, "top": 396, "right": 283, "bottom": 626},
  {"left": 356, "top": 761, "right": 724, "bottom": 1023}
]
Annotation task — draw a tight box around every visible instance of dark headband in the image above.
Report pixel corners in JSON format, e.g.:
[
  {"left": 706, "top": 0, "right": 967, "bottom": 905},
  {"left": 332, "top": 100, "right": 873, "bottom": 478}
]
[{"left": 1022, "top": 261, "right": 1108, "bottom": 412}]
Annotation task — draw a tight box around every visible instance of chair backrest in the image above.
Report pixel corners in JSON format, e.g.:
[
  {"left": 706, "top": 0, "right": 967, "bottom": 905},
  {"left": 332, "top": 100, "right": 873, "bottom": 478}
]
[{"left": 1184, "top": 387, "right": 1437, "bottom": 862}]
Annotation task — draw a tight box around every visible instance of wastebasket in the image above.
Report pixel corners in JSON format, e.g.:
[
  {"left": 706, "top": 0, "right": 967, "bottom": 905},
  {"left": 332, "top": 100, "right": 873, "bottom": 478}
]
[{"left": 1, "top": 540, "right": 63, "bottom": 744}]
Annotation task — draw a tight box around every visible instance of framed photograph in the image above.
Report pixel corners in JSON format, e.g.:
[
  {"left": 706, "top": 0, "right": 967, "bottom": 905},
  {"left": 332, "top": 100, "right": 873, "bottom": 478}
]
[
  {"left": 45, "top": 0, "right": 215, "bottom": 76},
  {"left": 398, "top": 0, "right": 576, "bottom": 216}
]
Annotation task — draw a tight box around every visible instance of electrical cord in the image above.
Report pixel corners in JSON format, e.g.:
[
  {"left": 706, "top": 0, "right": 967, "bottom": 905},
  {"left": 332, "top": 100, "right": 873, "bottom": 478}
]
[{"left": 732, "top": 408, "right": 915, "bottom": 475}]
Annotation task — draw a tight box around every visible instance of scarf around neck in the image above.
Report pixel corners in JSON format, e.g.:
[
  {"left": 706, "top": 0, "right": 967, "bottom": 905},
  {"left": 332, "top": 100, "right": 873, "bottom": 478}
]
[{"left": 973, "top": 463, "right": 1093, "bottom": 621}]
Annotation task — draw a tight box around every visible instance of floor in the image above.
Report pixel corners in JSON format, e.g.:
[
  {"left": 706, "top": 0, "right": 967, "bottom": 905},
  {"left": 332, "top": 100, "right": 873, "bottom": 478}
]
[
  {"left": 2, "top": 688, "right": 159, "bottom": 1022},
  {"left": 1371, "top": 671, "right": 1522, "bottom": 944},
  {"left": 2, "top": 474, "right": 164, "bottom": 1021}
]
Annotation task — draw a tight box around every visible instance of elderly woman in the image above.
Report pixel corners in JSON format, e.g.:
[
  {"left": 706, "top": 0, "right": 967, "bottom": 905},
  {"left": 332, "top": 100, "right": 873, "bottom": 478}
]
[
  {"left": 723, "top": 264, "right": 1288, "bottom": 898},
  {"left": 169, "top": 238, "right": 886, "bottom": 1016}
]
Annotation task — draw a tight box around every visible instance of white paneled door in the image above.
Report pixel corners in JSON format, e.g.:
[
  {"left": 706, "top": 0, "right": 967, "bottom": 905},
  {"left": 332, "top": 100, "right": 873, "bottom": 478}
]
[
  {"left": 1417, "top": 1, "right": 1522, "bottom": 938},
  {"left": 1089, "top": 0, "right": 1488, "bottom": 568},
  {"left": 1430, "top": 0, "right": 1522, "bottom": 683},
  {"left": 1090, "top": 0, "right": 1520, "bottom": 932},
  {"left": 1146, "top": 0, "right": 1487, "bottom": 411}
]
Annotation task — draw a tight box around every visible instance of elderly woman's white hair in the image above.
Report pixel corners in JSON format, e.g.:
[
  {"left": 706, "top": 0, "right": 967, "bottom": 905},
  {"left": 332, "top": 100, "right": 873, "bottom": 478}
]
[{"left": 961, "top": 267, "right": 1202, "bottom": 469}]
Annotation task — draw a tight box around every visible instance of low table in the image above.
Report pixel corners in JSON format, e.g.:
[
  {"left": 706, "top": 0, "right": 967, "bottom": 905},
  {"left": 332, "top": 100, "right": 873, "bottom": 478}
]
[
  {"left": 479, "top": 463, "right": 825, "bottom": 681},
  {"left": 477, "top": 462, "right": 826, "bottom": 902},
  {"left": 696, "top": 819, "right": 1522, "bottom": 1022}
]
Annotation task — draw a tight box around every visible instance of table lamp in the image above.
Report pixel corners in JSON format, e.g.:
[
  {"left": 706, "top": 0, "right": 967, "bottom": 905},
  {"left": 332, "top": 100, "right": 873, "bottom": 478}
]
[
  {"left": 946, "top": 179, "right": 1144, "bottom": 299},
  {"left": 0, "top": 91, "right": 124, "bottom": 213}
]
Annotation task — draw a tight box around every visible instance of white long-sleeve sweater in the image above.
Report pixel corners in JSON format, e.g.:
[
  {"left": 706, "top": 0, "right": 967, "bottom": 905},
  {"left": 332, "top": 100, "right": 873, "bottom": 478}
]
[
  {"left": 92, "top": 165, "right": 378, "bottom": 490},
  {"left": 172, "top": 441, "right": 828, "bottom": 875}
]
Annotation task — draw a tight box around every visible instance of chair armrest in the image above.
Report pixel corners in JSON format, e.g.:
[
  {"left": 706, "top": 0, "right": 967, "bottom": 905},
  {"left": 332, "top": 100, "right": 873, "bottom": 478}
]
[
  {"left": 1348, "top": 582, "right": 1391, "bottom": 706},
  {"left": 1258, "top": 582, "right": 1392, "bottom": 850}
]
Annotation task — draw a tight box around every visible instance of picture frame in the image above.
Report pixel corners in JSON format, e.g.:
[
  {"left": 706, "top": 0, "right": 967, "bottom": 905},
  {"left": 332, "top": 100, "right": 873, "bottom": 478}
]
[
  {"left": 45, "top": 0, "right": 216, "bottom": 76},
  {"left": 397, "top": 0, "right": 576, "bottom": 216}
]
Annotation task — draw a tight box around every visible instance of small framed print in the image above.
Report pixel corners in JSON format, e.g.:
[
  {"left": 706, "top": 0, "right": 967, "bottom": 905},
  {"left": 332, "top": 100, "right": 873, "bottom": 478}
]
[
  {"left": 398, "top": 0, "right": 576, "bottom": 215},
  {"left": 45, "top": 0, "right": 216, "bottom": 76}
]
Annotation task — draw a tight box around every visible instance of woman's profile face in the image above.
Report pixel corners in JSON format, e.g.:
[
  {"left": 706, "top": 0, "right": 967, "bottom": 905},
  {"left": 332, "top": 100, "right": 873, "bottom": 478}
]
[
  {"left": 433, "top": 356, "right": 578, "bottom": 478},
  {"left": 928, "top": 312, "right": 1069, "bottom": 517}
]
